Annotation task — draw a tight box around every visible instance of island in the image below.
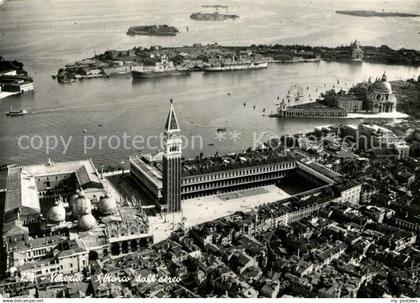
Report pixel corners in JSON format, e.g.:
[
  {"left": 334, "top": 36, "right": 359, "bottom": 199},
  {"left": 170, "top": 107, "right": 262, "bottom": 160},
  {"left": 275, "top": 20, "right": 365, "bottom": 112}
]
[
  {"left": 54, "top": 42, "right": 420, "bottom": 83},
  {"left": 127, "top": 25, "right": 179, "bottom": 36},
  {"left": 336, "top": 10, "right": 420, "bottom": 17},
  {"left": 190, "top": 12, "right": 239, "bottom": 21}
]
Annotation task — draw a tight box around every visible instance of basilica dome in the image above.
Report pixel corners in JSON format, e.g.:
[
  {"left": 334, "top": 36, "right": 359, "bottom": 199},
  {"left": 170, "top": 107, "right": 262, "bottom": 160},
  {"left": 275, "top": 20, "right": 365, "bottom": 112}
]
[
  {"left": 78, "top": 210, "right": 97, "bottom": 230},
  {"left": 98, "top": 194, "right": 117, "bottom": 216},
  {"left": 72, "top": 191, "right": 92, "bottom": 217},
  {"left": 372, "top": 72, "right": 392, "bottom": 93},
  {"left": 372, "top": 80, "right": 392, "bottom": 93},
  {"left": 48, "top": 201, "right": 66, "bottom": 223}
]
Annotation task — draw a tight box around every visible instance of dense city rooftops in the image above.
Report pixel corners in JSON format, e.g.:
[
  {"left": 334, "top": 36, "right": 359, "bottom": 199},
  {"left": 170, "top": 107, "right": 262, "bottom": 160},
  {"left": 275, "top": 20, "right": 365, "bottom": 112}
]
[
  {"left": 333, "top": 179, "right": 361, "bottom": 192},
  {"left": 7, "top": 234, "right": 67, "bottom": 251}
]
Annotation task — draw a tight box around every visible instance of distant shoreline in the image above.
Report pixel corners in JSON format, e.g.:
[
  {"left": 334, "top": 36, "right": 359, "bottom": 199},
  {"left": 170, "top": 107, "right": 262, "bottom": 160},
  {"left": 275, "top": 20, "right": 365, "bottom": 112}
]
[
  {"left": 336, "top": 10, "right": 420, "bottom": 17},
  {"left": 55, "top": 43, "right": 420, "bottom": 83}
]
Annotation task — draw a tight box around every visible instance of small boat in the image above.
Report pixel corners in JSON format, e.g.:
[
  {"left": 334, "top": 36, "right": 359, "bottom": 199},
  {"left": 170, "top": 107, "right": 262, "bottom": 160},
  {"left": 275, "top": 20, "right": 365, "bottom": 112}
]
[
  {"left": 208, "top": 143, "right": 214, "bottom": 146},
  {"left": 227, "top": 92, "right": 231, "bottom": 96},
  {"left": 217, "top": 128, "right": 227, "bottom": 133},
  {"left": 253, "top": 105, "right": 256, "bottom": 109},
  {"left": 243, "top": 102, "right": 246, "bottom": 106},
  {"left": 98, "top": 124, "right": 103, "bottom": 127},
  {"left": 82, "top": 129, "right": 87, "bottom": 133},
  {"left": 6, "top": 108, "right": 28, "bottom": 117}
]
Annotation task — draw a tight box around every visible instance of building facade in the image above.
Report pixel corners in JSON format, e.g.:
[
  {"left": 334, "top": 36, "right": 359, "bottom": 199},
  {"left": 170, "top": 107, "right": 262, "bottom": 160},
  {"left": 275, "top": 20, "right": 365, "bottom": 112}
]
[
  {"left": 336, "top": 95, "right": 363, "bottom": 112},
  {"left": 277, "top": 102, "right": 347, "bottom": 118}
]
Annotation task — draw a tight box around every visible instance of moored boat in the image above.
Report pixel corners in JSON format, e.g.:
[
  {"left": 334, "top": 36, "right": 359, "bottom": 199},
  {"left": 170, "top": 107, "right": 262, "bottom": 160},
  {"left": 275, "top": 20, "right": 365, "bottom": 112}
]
[{"left": 203, "top": 62, "right": 268, "bottom": 72}]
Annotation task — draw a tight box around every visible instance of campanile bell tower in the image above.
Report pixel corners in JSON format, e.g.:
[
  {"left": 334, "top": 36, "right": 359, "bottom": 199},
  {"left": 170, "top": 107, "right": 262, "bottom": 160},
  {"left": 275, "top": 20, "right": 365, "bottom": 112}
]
[{"left": 162, "top": 99, "right": 182, "bottom": 213}]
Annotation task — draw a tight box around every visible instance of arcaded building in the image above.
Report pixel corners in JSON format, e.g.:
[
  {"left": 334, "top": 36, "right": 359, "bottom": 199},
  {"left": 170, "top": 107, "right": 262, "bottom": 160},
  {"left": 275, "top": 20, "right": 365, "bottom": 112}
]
[{"left": 130, "top": 103, "right": 351, "bottom": 213}]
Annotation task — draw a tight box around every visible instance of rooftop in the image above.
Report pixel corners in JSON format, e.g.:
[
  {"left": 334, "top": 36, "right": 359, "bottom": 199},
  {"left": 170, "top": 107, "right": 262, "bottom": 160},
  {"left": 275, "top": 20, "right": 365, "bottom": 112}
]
[
  {"left": 19, "top": 159, "right": 102, "bottom": 187},
  {"left": 5, "top": 168, "right": 40, "bottom": 215},
  {"left": 182, "top": 149, "right": 296, "bottom": 176},
  {"left": 4, "top": 159, "right": 103, "bottom": 215},
  {"left": 132, "top": 149, "right": 296, "bottom": 179},
  {"left": 130, "top": 156, "right": 162, "bottom": 185}
]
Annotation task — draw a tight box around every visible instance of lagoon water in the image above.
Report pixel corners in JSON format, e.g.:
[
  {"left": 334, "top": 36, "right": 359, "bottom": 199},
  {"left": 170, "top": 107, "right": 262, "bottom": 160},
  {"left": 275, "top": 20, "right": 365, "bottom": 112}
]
[{"left": 0, "top": 0, "right": 419, "bottom": 166}]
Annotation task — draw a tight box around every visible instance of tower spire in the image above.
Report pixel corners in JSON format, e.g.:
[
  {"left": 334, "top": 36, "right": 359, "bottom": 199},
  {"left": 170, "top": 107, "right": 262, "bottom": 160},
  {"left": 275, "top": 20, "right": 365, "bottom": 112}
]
[
  {"left": 162, "top": 100, "right": 182, "bottom": 213},
  {"left": 164, "top": 99, "right": 180, "bottom": 132}
]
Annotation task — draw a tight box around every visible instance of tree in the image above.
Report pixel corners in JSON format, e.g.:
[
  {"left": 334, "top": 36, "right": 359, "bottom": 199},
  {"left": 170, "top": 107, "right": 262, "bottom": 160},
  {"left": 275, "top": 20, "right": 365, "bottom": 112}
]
[{"left": 319, "top": 89, "right": 338, "bottom": 107}]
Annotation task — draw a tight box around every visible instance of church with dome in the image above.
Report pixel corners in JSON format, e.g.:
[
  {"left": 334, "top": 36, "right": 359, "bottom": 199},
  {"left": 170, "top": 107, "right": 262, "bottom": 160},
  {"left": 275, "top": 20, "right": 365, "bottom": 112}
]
[
  {"left": 2, "top": 159, "right": 152, "bottom": 278},
  {"left": 366, "top": 72, "right": 397, "bottom": 113},
  {"left": 351, "top": 40, "right": 364, "bottom": 62}
]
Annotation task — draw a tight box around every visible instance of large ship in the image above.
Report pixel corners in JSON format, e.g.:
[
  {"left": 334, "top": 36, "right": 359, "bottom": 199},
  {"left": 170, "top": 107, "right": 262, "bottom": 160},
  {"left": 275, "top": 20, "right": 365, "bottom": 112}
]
[
  {"left": 190, "top": 5, "right": 239, "bottom": 21},
  {"left": 131, "top": 55, "right": 190, "bottom": 79},
  {"left": 203, "top": 61, "right": 268, "bottom": 72}
]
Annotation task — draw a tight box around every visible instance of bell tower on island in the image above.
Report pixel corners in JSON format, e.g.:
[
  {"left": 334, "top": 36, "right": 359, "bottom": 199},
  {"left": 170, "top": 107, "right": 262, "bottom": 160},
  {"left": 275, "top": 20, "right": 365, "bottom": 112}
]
[{"left": 162, "top": 99, "right": 182, "bottom": 213}]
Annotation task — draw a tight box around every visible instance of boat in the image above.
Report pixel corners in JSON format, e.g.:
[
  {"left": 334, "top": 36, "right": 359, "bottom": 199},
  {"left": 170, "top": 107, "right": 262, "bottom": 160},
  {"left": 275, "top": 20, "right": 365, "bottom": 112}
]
[
  {"left": 132, "top": 55, "right": 190, "bottom": 79},
  {"left": 6, "top": 108, "right": 28, "bottom": 117},
  {"left": 303, "top": 56, "right": 321, "bottom": 62},
  {"left": 217, "top": 128, "right": 227, "bottom": 133},
  {"left": 287, "top": 84, "right": 304, "bottom": 103},
  {"left": 203, "top": 62, "right": 268, "bottom": 72},
  {"left": 57, "top": 73, "right": 75, "bottom": 83}
]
